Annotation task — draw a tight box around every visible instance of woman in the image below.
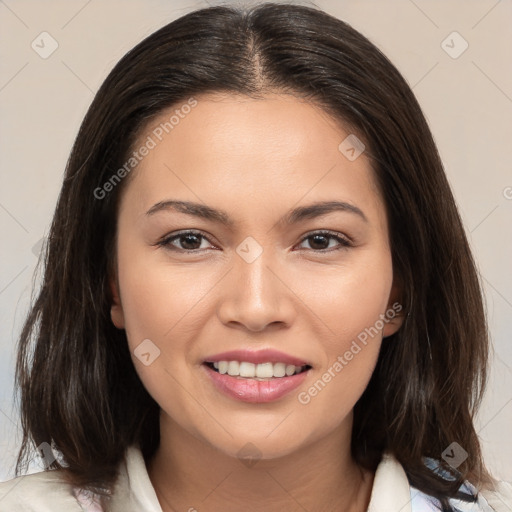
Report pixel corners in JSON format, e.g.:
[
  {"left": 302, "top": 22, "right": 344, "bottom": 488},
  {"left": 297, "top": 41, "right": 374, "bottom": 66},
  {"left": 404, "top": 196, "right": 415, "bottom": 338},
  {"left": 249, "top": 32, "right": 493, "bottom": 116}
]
[{"left": 0, "top": 2, "right": 510, "bottom": 511}]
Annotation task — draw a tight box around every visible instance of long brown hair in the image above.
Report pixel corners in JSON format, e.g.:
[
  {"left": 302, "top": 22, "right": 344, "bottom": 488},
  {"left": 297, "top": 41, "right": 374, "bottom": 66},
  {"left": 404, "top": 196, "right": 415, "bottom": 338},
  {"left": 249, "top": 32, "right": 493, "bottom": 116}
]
[{"left": 15, "top": 2, "right": 496, "bottom": 508}]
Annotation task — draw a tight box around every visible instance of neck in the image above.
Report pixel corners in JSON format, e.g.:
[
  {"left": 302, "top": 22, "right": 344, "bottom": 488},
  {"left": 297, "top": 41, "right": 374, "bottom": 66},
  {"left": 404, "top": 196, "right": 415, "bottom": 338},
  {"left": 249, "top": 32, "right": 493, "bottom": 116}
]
[{"left": 147, "top": 412, "right": 375, "bottom": 512}]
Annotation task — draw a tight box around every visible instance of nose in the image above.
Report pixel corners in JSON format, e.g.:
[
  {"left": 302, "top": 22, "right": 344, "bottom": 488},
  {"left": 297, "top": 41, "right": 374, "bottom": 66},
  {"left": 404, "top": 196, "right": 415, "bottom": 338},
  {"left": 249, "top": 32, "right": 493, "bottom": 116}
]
[{"left": 217, "top": 243, "right": 295, "bottom": 333}]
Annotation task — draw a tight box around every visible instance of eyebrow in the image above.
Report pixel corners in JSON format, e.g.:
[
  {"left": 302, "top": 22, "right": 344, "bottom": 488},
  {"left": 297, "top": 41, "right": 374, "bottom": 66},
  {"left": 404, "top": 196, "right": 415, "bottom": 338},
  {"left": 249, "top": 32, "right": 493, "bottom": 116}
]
[{"left": 145, "top": 199, "right": 368, "bottom": 226}]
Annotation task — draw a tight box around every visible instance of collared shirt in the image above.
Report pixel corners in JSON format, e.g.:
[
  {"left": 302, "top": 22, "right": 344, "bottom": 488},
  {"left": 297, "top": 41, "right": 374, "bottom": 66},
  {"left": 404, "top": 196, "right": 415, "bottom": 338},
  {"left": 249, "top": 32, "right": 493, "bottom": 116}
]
[{"left": 0, "top": 446, "right": 510, "bottom": 511}]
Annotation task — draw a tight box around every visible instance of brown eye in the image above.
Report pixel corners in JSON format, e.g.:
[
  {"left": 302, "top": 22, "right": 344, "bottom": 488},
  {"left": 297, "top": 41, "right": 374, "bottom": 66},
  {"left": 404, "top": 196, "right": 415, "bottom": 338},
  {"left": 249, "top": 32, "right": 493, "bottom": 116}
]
[
  {"left": 297, "top": 231, "right": 352, "bottom": 252},
  {"left": 158, "top": 231, "right": 213, "bottom": 252}
]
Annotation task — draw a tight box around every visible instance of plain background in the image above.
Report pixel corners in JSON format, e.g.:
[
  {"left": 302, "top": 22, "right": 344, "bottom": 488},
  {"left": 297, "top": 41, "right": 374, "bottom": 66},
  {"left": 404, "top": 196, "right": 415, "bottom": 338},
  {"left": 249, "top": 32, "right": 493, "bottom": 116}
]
[{"left": 0, "top": 0, "right": 511, "bottom": 482}]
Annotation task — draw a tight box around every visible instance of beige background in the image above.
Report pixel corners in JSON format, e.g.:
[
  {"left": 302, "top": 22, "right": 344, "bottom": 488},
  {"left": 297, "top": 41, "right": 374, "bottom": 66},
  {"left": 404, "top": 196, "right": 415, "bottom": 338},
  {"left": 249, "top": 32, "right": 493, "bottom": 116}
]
[{"left": 0, "top": 0, "right": 511, "bottom": 481}]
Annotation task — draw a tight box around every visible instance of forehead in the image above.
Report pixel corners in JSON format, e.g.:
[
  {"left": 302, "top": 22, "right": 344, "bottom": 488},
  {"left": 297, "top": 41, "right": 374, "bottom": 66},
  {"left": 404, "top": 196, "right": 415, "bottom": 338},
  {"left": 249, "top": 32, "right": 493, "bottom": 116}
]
[{"left": 120, "top": 92, "right": 386, "bottom": 230}]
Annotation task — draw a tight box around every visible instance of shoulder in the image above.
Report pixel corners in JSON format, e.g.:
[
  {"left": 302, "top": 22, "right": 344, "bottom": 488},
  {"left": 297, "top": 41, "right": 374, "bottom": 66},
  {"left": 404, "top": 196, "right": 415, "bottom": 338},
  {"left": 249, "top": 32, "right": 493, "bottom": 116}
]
[
  {"left": 0, "top": 445, "right": 154, "bottom": 512},
  {"left": 479, "top": 480, "right": 512, "bottom": 512},
  {"left": 410, "top": 478, "right": 512, "bottom": 512},
  {"left": 0, "top": 469, "right": 89, "bottom": 512},
  {"left": 376, "top": 452, "right": 512, "bottom": 512}
]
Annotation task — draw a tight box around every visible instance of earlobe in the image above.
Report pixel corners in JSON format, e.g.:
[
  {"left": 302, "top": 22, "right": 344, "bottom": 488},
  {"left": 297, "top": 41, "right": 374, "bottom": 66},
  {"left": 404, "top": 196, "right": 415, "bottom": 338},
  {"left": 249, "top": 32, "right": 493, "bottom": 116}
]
[
  {"left": 382, "top": 307, "right": 404, "bottom": 338},
  {"left": 109, "top": 276, "right": 125, "bottom": 329},
  {"left": 382, "top": 280, "right": 405, "bottom": 338}
]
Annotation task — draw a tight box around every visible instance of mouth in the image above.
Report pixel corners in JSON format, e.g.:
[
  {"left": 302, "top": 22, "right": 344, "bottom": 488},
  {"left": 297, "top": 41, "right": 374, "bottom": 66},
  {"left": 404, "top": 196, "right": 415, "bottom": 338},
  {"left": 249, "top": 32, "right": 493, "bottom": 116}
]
[
  {"left": 201, "top": 360, "right": 312, "bottom": 403},
  {"left": 203, "top": 361, "right": 312, "bottom": 379}
]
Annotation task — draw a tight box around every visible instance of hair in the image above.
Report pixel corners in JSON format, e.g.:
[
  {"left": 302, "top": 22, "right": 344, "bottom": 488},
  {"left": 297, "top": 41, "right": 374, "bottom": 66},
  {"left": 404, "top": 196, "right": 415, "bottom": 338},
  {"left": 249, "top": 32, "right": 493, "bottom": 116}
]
[{"left": 15, "top": 1, "right": 497, "bottom": 509}]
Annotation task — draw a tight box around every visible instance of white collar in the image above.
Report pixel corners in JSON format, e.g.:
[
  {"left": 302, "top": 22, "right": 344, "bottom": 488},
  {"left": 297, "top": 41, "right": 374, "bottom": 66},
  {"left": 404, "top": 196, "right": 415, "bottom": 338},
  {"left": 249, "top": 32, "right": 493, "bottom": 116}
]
[
  {"left": 367, "top": 452, "right": 413, "bottom": 511},
  {"left": 109, "top": 446, "right": 162, "bottom": 511}
]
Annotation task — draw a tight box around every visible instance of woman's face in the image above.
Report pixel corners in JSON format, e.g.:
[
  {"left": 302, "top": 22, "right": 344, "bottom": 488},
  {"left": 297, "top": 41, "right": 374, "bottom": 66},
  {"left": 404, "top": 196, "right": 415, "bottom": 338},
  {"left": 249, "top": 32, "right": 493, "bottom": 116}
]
[{"left": 110, "top": 92, "right": 403, "bottom": 460}]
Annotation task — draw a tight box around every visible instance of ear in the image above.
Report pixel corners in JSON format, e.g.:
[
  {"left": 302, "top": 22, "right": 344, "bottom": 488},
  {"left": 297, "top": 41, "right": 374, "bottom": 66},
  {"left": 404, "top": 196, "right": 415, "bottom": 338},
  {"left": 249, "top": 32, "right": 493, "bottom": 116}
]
[
  {"left": 109, "top": 274, "right": 125, "bottom": 329},
  {"left": 382, "top": 279, "right": 405, "bottom": 338}
]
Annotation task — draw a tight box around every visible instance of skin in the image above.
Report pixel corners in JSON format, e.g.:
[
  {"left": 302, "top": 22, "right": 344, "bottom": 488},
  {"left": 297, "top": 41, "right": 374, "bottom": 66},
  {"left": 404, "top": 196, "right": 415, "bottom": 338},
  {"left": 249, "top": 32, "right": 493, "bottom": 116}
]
[{"left": 110, "top": 92, "right": 403, "bottom": 512}]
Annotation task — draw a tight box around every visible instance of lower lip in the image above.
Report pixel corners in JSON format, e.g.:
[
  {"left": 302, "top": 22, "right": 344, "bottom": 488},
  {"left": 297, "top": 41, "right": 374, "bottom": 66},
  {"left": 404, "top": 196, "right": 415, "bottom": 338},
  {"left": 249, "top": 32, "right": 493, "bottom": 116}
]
[{"left": 202, "top": 364, "right": 310, "bottom": 403}]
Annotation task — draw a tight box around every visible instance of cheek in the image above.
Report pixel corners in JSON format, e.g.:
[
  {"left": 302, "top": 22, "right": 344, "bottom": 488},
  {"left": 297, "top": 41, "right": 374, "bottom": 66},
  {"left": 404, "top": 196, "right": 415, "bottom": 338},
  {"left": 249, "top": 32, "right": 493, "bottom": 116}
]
[
  {"left": 297, "top": 254, "right": 393, "bottom": 349},
  {"left": 294, "top": 258, "right": 392, "bottom": 417},
  {"left": 116, "top": 245, "right": 215, "bottom": 353},
  {"left": 297, "top": 293, "right": 386, "bottom": 427},
  {"left": 115, "top": 254, "right": 211, "bottom": 425}
]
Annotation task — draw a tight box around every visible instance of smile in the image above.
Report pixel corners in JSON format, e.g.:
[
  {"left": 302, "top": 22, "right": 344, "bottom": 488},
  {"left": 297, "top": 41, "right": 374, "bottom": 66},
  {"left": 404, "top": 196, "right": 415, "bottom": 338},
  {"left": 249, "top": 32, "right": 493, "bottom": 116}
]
[
  {"left": 206, "top": 360, "right": 310, "bottom": 379},
  {"left": 202, "top": 362, "right": 312, "bottom": 403}
]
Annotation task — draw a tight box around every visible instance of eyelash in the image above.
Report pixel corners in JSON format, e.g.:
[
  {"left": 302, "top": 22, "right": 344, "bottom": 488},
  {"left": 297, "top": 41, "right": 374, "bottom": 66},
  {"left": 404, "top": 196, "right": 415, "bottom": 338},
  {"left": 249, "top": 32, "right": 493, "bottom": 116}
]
[{"left": 156, "top": 229, "right": 353, "bottom": 254}]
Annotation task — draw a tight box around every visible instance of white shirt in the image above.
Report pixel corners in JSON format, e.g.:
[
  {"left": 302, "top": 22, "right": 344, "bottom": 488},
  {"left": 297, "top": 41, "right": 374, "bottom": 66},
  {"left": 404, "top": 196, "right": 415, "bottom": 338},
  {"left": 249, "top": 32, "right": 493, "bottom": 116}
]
[{"left": 0, "top": 446, "right": 510, "bottom": 511}]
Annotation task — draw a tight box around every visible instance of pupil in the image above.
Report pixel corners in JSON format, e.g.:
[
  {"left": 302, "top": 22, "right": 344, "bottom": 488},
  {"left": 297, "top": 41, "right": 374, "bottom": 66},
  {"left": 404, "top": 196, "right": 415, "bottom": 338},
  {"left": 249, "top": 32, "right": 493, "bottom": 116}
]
[
  {"left": 182, "top": 234, "right": 200, "bottom": 250},
  {"left": 310, "top": 235, "right": 328, "bottom": 250}
]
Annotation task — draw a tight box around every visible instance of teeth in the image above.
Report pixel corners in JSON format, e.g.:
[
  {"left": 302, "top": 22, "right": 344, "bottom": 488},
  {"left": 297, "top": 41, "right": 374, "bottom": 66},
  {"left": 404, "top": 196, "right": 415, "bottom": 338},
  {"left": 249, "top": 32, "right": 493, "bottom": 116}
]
[
  {"left": 273, "top": 362, "right": 286, "bottom": 377},
  {"left": 256, "top": 362, "right": 273, "bottom": 378},
  {"left": 239, "top": 362, "right": 255, "bottom": 378},
  {"left": 285, "top": 364, "right": 296, "bottom": 376},
  {"left": 209, "top": 360, "right": 308, "bottom": 378},
  {"left": 227, "top": 361, "right": 239, "bottom": 376}
]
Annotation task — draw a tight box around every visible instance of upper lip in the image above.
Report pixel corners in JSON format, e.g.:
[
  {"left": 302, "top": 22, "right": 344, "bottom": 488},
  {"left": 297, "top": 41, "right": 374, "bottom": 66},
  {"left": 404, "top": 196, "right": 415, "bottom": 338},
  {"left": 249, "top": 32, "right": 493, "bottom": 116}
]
[{"left": 204, "top": 349, "right": 312, "bottom": 367}]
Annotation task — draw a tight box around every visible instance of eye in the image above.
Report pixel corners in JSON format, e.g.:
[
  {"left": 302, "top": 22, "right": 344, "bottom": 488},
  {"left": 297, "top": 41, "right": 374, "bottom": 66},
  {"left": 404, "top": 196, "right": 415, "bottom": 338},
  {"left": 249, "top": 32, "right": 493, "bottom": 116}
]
[
  {"left": 157, "top": 230, "right": 215, "bottom": 252},
  {"left": 296, "top": 231, "right": 352, "bottom": 252},
  {"left": 156, "top": 229, "right": 352, "bottom": 254}
]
